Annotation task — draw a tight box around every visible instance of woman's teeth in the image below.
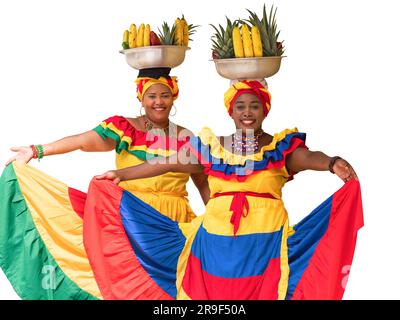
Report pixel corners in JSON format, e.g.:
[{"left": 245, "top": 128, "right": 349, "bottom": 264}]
[{"left": 241, "top": 120, "right": 255, "bottom": 125}]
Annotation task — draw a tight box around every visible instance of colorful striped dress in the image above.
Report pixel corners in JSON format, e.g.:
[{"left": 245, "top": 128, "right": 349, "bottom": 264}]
[
  {"left": 81, "top": 127, "right": 364, "bottom": 300},
  {"left": 0, "top": 115, "right": 196, "bottom": 299},
  {"left": 0, "top": 126, "right": 364, "bottom": 300}
]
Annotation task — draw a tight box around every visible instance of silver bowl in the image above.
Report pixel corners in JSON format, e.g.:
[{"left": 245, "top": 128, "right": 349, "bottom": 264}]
[
  {"left": 211, "top": 56, "right": 285, "bottom": 80},
  {"left": 120, "top": 45, "right": 190, "bottom": 69}
]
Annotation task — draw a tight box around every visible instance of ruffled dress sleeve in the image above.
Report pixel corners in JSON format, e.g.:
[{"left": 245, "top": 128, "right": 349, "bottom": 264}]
[
  {"left": 93, "top": 115, "right": 190, "bottom": 161},
  {"left": 188, "top": 127, "right": 307, "bottom": 182},
  {"left": 93, "top": 115, "right": 138, "bottom": 154}
]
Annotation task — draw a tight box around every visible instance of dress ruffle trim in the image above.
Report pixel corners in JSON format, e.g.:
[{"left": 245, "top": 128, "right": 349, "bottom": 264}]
[
  {"left": 189, "top": 127, "right": 307, "bottom": 181},
  {"left": 93, "top": 115, "right": 189, "bottom": 160}
]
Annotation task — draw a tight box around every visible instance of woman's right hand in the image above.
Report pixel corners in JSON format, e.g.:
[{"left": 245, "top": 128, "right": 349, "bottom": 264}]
[
  {"left": 95, "top": 170, "right": 121, "bottom": 184},
  {"left": 5, "top": 146, "right": 34, "bottom": 166}
]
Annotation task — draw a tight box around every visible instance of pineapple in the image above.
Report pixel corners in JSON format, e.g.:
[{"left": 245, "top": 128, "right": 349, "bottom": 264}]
[
  {"left": 180, "top": 14, "right": 199, "bottom": 46},
  {"left": 246, "top": 4, "right": 284, "bottom": 56},
  {"left": 210, "top": 17, "right": 236, "bottom": 59},
  {"left": 158, "top": 18, "right": 198, "bottom": 46},
  {"left": 158, "top": 22, "right": 177, "bottom": 45}
]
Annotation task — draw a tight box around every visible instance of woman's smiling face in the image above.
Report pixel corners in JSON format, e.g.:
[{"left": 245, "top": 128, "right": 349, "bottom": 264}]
[
  {"left": 142, "top": 83, "right": 173, "bottom": 123},
  {"left": 230, "top": 93, "right": 266, "bottom": 133}
]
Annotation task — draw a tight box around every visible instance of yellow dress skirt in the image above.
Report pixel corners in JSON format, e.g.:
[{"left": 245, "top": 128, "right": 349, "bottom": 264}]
[{"left": 0, "top": 125, "right": 364, "bottom": 300}]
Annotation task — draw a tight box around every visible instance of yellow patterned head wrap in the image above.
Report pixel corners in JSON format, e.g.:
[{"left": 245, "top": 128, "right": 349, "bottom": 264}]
[
  {"left": 224, "top": 80, "right": 272, "bottom": 116},
  {"left": 135, "top": 76, "right": 179, "bottom": 102}
]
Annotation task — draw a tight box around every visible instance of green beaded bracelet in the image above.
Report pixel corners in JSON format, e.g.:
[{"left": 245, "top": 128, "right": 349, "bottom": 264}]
[{"left": 35, "top": 145, "right": 44, "bottom": 161}]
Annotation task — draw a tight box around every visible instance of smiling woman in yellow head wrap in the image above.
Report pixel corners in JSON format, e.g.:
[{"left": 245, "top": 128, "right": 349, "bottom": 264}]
[{"left": 0, "top": 66, "right": 211, "bottom": 300}]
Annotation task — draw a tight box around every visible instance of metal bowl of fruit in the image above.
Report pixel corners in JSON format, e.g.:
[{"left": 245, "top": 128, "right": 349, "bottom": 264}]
[
  {"left": 120, "top": 45, "right": 191, "bottom": 69},
  {"left": 211, "top": 56, "right": 285, "bottom": 80}
]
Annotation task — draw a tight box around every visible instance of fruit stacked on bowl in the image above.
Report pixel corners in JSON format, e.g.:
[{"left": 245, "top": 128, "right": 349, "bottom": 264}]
[
  {"left": 210, "top": 5, "right": 285, "bottom": 79},
  {"left": 122, "top": 16, "right": 197, "bottom": 49},
  {"left": 120, "top": 15, "right": 198, "bottom": 69}
]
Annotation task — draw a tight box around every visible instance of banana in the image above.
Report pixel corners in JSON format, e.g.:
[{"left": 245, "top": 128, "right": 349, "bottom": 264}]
[
  {"left": 129, "top": 23, "right": 137, "bottom": 34},
  {"left": 136, "top": 23, "right": 145, "bottom": 47},
  {"left": 174, "top": 18, "right": 184, "bottom": 45},
  {"left": 251, "top": 26, "right": 263, "bottom": 57},
  {"left": 128, "top": 24, "right": 137, "bottom": 48},
  {"left": 144, "top": 24, "right": 151, "bottom": 46},
  {"left": 123, "top": 30, "right": 129, "bottom": 43},
  {"left": 241, "top": 24, "right": 254, "bottom": 58},
  {"left": 182, "top": 18, "right": 189, "bottom": 46},
  {"left": 122, "top": 30, "right": 129, "bottom": 49},
  {"left": 232, "top": 26, "right": 244, "bottom": 58}
]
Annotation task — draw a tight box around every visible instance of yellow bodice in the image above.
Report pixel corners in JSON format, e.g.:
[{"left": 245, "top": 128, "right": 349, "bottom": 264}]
[
  {"left": 116, "top": 150, "right": 190, "bottom": 197},
  {"left": 208, "top": 167, "right": 289, "bottom": 199},
  {"left": 191, "top": 126, "right": 305, "bottom": 200},
  {"left": 187, "top": 126, "right": 307, "bottom": 235}
]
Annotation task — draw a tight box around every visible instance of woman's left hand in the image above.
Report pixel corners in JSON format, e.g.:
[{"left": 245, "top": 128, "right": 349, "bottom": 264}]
[
  {"left": 95, "top": 170, "right": 121, "bottom": 184},
  {"left": 333, "top": 158, "right": 358, "bottom": 183}
]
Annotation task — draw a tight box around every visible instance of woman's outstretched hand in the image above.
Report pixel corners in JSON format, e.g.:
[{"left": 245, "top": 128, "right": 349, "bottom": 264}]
[
  {"left": 333, "top": 158, "right": 358, "bottom": 183},
  {"left": 5, "top": 146, "right": 34, "bottom": 166},
  {"left": 95, "top": 170, "right": 121, "bottom": 184}
]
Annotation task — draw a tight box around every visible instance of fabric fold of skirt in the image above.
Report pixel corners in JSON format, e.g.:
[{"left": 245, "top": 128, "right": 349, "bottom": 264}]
[{"left": 0, "top": 163, "right": 363, "bottom": 300}]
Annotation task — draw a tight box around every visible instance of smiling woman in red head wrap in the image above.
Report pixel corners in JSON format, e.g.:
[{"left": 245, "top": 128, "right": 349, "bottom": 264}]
[{"left": 95, "top": 75, "right": 362, "bottom": 301}]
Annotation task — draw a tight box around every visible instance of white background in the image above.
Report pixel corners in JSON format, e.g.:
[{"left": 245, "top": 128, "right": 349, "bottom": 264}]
[{"left": 1, "top": 0, "right": 399, "bottom": 300}]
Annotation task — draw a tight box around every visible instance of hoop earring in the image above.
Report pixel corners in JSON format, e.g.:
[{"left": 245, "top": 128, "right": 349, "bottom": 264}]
[
  {"left": 140, "top": 106, "right": 145, "bottom": 116},
  {"left": 170, "top": 104, "right": 177, "bottom": 117}
]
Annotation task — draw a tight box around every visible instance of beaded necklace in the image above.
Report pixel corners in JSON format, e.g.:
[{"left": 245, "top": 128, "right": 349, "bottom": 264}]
[
  {"left": 231, "top": 129, "right": 264, "bottom": 153},
  {"left": 143, "top": 116, "right": 177, "bottom": 138}
]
